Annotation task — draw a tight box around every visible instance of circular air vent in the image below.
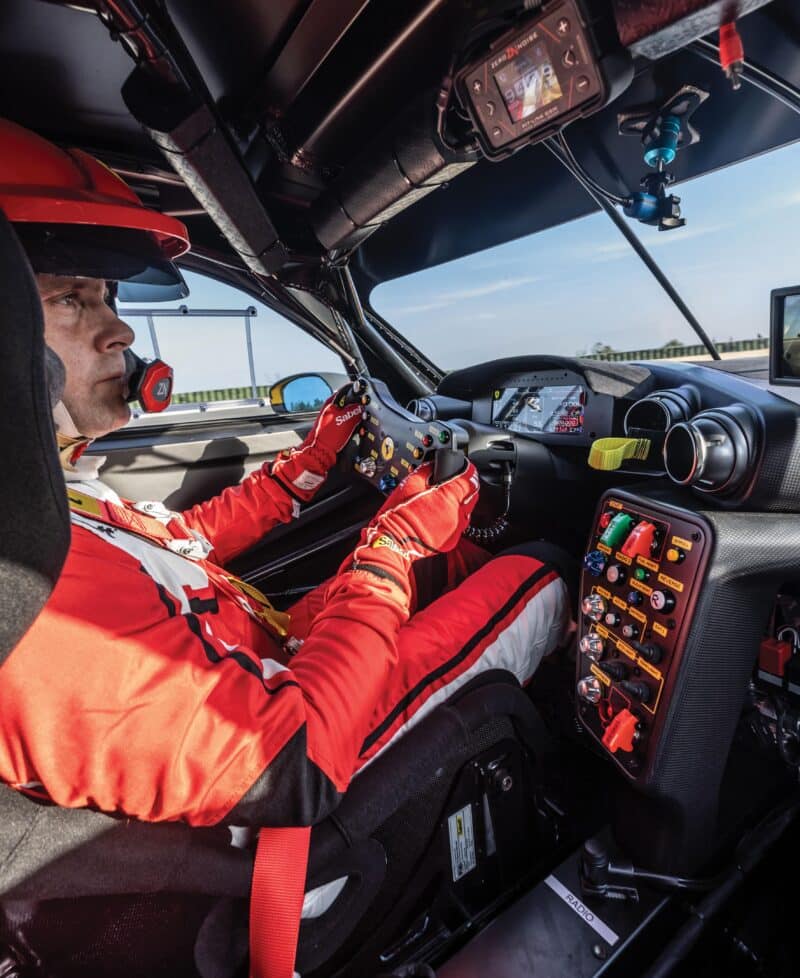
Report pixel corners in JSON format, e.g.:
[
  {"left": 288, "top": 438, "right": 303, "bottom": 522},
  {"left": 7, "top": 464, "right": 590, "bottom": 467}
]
[
  {"left": 624, "top": 385, "right": 700, "bottom": 435},
  {"left": 663, "top": 405, "right": 758, "bottom": 495}
]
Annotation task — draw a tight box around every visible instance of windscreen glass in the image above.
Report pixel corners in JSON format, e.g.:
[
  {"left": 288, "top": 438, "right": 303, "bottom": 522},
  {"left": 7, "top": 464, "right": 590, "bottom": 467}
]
[{"left": 372, "top": 140, "right": 800, "bottom": 371}]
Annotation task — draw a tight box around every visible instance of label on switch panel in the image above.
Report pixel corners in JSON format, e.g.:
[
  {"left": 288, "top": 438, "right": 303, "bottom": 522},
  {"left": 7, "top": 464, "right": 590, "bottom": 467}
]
[
  {"left": 615, "top": 552, "right": 632, "bottom": 566},
  {"left": 595, "top": 585, "right": 611, "bottom": 600},
  {"left": 671, "top": 535, "right": 693, "bottom": 551},
  {"left": 590, "top": 663, "right": 611, "bottom": 686},
  {"left": 597, "top": 542, "right": 612, "bottom": 555},
  {"left": 612, "top": 596, "right": 627, "bottom": 610},
  {"left": 637, "top": 556, "right": 659, "bottom": 573},
  {"left": 617, "top": 640, "right": 636, "bottom": 660},
  {"left": 652, "top": 621, "right": 668, "bottom": 638},
  {"left": 629, "top": 607, "right": 647, "bottom": 624},
  {"left": 630, "top": 578, "right": 653, "bottom": 598},
  {"left": 657, "top": 573, "right": 683, "bottom": 593},
  {"left": 609, "top": 500, "right": 623, "bottom": 510},
  {"left": 637, "top": 657, "right": 662, "bottom": 680},
  {"left": 595, "top": 624, "right": 609, "bottom": 639}
]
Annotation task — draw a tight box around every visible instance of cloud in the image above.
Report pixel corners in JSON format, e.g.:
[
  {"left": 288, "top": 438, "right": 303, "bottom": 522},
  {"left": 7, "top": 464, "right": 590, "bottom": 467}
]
[{"left": 387, "top": 274, "right": 541, "bottom": 314}]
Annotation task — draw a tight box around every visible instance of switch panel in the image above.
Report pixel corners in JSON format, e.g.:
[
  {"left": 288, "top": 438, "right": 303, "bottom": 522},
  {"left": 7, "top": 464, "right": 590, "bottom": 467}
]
[{"left": 576, "top": 491, "right": 710, "bottom": 782}]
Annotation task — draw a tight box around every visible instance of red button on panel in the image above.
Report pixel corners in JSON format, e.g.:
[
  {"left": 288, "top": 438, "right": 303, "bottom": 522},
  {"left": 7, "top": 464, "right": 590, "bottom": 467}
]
[
  {"left": 599, "top": 511, "right": 613, "bottom": 530},
  {"left": 759, "top": 637, "right": 793, "bottom": 677},
  {"left": 601, "top": 708, "right": 638, "bottom": 754},
  {"left": 621, "top": 520, "right": 656, "bottom": 559}
]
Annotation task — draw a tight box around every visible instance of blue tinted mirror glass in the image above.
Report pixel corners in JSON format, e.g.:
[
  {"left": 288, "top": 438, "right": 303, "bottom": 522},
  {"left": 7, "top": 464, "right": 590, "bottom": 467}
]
[{"left": 282, "top": 375, "right": 332, "bottom": 412}]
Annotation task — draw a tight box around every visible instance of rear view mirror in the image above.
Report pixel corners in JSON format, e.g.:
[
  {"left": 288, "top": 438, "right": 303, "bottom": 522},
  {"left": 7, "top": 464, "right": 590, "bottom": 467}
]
[{"left": 770, "top": 285, "right": 800, "bottom": 385}]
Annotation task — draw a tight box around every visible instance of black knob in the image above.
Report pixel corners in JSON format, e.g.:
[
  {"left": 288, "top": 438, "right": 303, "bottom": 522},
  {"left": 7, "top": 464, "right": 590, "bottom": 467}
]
[
  {"left": 627, "top": 590, "right": 643, "bottom": 607},
  {"left": 650, "top": 589, "right": 676, "bottom": 614},
  {"left": 634, "top": 642, "right": 663, "bottom": 665},
  {"left": 600, "top": 660, "right": 628, "bottom": 681},
  {"left": 620, "top": 680, "right": 651, "bottom": 703}
]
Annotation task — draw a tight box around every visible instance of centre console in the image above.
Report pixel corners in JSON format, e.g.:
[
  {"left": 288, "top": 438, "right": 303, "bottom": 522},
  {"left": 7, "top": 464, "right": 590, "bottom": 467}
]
[{"left": 577, "top": 490, "right": 711, "bottom": 782}]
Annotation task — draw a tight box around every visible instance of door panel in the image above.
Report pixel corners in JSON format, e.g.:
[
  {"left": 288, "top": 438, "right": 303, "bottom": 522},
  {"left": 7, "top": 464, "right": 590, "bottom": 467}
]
[
  {"left": 91, "top": 412, "right": 381, "bottom": 602},
  {"left": 92, "top": 415, "right": 313, "bottom": 509}
]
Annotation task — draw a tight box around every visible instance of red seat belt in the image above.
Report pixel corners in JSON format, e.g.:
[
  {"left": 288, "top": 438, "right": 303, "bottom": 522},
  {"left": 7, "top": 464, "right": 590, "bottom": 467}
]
[{"left": 249, "top": 826, "right": 311, "bottom": 978}]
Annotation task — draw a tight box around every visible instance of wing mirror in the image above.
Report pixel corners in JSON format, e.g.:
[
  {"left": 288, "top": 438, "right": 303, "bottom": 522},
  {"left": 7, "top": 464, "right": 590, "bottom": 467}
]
[
  {"left": 269, "top": 372, "right": 348, "bottom": 414},
  {"left": 770, "top": 285, "right": 800, "bottom": 385}
]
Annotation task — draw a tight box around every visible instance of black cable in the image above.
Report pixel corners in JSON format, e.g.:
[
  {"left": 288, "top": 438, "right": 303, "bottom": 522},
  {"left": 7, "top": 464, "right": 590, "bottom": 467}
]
[
  {"left": 545, "top": 138, "right": 721, "bottom": 360},
  {"left": 689, "top": 38, "right": 800, "bottom": 118},
  {"left": 557, "top": 132, "right": 630, "bottom": 207}
]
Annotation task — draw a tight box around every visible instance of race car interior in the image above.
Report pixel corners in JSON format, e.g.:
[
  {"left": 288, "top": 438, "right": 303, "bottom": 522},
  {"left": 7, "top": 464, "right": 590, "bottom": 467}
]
[{"left": 3, "top": 0, "right": 800, "bottom": 976}]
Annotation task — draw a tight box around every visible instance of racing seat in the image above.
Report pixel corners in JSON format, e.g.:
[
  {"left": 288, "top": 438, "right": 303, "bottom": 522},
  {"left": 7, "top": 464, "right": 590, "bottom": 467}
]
[{"left": 0, "top": 212, "right": 566, "bottom": 977}]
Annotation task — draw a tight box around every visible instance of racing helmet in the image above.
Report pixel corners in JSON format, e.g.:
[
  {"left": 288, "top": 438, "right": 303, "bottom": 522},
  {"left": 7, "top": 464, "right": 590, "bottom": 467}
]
[{"left": 0, "top": 118, "right": 189, "bottom": 288}]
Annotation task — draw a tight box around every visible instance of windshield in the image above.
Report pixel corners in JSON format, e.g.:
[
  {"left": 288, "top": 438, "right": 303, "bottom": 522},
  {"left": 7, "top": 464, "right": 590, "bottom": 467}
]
[{"left": 372, "top": 140, "right": 800, "bottom": 370}]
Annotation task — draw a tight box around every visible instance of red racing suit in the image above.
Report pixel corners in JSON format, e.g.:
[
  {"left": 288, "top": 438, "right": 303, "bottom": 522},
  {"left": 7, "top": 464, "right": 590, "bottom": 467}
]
[{"left": 0, "top": 464, "right": 568, "bottom": 828}]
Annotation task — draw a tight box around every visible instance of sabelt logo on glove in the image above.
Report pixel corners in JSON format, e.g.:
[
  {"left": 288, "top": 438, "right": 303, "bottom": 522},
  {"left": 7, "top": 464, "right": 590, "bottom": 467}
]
[
  {"left": 335, "top": 404, "right": 362, "bottom": 427},
  {"left": 371, "top": 533, "right": 406, "bottom": 555}
]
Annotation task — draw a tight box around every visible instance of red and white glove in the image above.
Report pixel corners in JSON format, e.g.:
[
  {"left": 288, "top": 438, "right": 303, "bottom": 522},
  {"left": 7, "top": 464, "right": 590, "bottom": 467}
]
[
  {"left": 341, "top": 459, "right": 480, "bottom": 613},
  {"left": 271, "top": 385, "right": 362, "bottom": 502}
]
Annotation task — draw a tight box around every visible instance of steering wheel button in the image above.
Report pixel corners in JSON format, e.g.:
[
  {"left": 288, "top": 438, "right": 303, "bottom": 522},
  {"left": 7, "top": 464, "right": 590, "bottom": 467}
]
[
  {"left": 412, "top": 448, "right": 423, "bottom": 460},
  {"left": 422, "top": 434, "right": 433, "bottom": 447},
  {"left": 438, "top": 430, "right": 450, "bottom": 444}
]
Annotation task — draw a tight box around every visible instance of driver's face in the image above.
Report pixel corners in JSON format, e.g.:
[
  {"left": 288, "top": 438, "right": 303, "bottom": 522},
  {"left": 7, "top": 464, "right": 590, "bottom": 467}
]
[{"left": 37, "top": 275, "right": 135, "bottom": 438}]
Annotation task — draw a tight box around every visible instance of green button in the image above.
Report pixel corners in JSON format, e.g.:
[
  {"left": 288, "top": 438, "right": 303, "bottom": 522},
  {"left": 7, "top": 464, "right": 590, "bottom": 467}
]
[
  {"left": 438, "top": 430, "right": 450, "bottom": 444},
  {"left": 634, "top": 567, "right": 648, "bottom": 581}
]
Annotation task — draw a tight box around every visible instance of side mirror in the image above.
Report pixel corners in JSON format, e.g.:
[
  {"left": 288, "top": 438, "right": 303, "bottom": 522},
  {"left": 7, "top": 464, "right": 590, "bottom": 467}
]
[
  {"left": 270, "top": 373, "right": 346, "bottom": 414},
  {"left": 770, "top": 285, "right": 800, "bottom": 385}
]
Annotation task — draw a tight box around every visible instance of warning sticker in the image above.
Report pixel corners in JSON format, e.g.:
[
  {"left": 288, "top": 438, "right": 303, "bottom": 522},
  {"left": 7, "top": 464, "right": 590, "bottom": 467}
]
[{"left": 448, "top": 804, "right": 477, "bottom": 882}]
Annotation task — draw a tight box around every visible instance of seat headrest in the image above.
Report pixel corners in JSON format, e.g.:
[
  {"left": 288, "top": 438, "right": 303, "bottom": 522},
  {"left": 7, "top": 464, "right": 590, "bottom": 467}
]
[{"left": 0, "top": 211, "right": 69, "bottom": 664}]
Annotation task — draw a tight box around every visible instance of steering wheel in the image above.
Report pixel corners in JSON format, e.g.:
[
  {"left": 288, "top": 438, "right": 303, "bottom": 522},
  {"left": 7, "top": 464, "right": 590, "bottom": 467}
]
[
  {"left": 340, "top": 376, "right": 515, "bottom": 543},
  {"left": 340, "top": 377, "right": 467, "bottom": 490}
]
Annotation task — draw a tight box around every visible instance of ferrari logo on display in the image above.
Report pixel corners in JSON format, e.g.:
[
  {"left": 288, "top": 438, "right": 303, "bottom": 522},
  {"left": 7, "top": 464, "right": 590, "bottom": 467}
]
[{"left": 381, "top": 436, "right": 395, "bottom": 461}]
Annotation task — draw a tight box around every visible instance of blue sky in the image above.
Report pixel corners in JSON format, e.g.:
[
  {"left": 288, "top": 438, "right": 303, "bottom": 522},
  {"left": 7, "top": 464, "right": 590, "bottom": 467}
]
[
  {"left": 124, "top": 138, "right": 800, "bottom": 390},
  {"left": 373, "top": 139, "right": 800, "bottom": 369}
]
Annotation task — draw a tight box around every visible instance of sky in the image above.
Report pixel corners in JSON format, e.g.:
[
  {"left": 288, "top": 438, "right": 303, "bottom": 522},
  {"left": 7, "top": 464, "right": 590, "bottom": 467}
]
[{"left": 122, "top": 138, "right": 800, "bottom": 391}]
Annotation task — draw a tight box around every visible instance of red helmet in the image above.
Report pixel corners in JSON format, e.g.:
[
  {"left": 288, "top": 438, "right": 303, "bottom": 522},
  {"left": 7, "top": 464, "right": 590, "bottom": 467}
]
[{"left": 0, "top": 119, "right": 189, "bottom": 285}]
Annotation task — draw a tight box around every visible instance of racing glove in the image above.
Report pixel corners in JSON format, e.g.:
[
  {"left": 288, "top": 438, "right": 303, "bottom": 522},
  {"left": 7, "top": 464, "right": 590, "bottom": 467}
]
[
  {"left": 271, "top": 384, "right": 362, "bottom": 502},
  {"left": 333, "top": 459, "right": 481, "bottom": 615}
]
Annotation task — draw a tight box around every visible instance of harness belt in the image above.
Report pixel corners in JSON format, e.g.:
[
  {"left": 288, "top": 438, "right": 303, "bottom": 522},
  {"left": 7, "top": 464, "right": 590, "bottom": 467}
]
[{"left": 66, "top": 486, "right": 292, "bottom": 638}]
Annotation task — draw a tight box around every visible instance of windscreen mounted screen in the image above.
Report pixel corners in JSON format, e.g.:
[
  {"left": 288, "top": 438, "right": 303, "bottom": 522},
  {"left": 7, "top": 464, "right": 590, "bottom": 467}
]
[
  {"left": 494, "top": 45, "right": 563, "bottom": 124},
  {"left": 455, "top": 0, "right": 617, "bottom": 160},
  {"left": 769, "top": 285, "right": 800, "bottom": 386},
  {"left": 492, "top": 384, "right": 586, "bottom": 435}
]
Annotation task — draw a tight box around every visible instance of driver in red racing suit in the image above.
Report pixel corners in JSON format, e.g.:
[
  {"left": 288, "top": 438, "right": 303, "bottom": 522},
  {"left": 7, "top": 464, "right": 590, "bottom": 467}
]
[{"left": 0, "top": 119, "right": 569, "bottom": 830}]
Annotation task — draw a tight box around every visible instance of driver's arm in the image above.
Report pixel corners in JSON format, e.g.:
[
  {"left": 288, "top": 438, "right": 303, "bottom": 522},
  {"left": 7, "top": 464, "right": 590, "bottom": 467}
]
[
  {"left": 0, "top": 462, "right": 477, "bottom": 828},
  {"left": 180, "top": 388, "right": 361, "bottom": 564}
]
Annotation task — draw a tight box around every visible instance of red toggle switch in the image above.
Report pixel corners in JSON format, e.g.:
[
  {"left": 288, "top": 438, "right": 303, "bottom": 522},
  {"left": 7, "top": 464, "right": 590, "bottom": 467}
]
[
  {"left": 602, "top": 708, "right": 638, "bottom": 754},
  {"left": 621, "top": 520, "right": 656, "bottom": 559}
]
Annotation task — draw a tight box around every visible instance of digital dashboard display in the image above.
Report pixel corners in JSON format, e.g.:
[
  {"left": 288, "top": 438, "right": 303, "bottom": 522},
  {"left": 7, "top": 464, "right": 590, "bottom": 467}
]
[
  {"left": 494, "top": 44, "right": 563, "bottom": 123},
  {"left": 492, "top": 384, "right": 585, "bottom": 435}
]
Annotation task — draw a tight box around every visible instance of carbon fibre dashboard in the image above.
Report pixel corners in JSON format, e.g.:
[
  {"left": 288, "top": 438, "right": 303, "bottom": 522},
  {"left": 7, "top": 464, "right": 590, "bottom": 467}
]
[{"left": 430, "top": 355, "right": 800, "bottom": 513}]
